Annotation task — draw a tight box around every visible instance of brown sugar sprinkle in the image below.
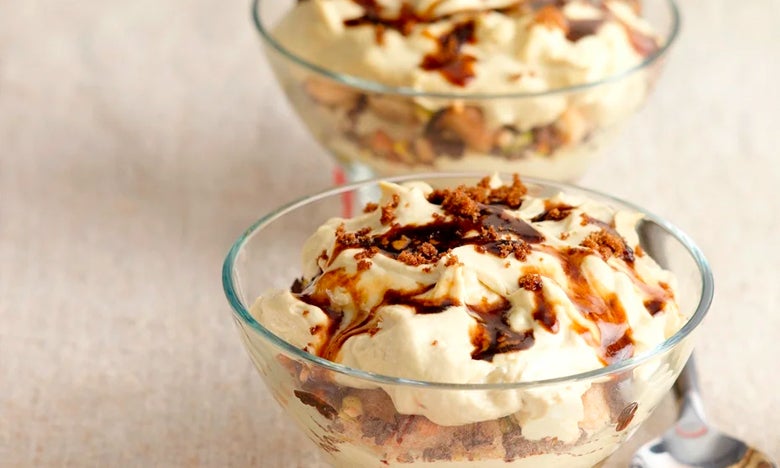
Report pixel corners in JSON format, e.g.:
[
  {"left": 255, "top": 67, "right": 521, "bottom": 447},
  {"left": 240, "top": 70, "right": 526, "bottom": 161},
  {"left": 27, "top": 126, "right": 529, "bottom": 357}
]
[
  {"left": 559, "top": 232, "right": 570, "bottom": 240},
  {"left": 380, "top": 194, "right": 401, "bottom": 225},
  {"left": 363, "top": 202, "right": 379, "bottom": 213},
  {"left": 581, "top": 229, "right": 632, "bottom": 262},
  {"left": 357, "top": 259, "right": 372, "bottom": 271},
  {"left": 518, "top": 273, "right": 543, "bottom": 291},
  {"left": 445, "top": 254, "right": 459, "bottom": 266}
]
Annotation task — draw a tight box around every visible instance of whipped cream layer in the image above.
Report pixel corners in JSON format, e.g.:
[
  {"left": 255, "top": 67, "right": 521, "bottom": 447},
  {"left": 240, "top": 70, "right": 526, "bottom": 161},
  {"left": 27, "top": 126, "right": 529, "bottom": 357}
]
[
  {"left": 273, "top": 0, "right": 657, "bottom": 128},
  {"left": 251, "top": 175, "right": 684, "bottom": 441}
]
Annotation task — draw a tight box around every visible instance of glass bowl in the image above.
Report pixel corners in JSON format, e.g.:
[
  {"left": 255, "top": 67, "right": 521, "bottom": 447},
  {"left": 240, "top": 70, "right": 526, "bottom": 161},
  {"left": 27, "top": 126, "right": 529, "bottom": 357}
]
[
  {"left": 251, "top": 1, "right": 680, "bottom": 182},
  {"left": 222, "top": 173, "right": 713, "bottom": 467}
]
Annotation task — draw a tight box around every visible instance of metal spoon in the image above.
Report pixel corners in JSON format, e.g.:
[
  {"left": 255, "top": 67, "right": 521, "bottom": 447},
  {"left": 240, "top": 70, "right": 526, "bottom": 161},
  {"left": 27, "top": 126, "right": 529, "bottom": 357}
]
[{"left": 631, "top": 356, "right": 777, "bottom": 468}]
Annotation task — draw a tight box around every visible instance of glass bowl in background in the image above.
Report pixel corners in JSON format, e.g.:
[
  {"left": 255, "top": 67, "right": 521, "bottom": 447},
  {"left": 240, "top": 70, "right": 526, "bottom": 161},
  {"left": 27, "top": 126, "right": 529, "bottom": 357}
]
[
  {"left": 251, "top": 1, "right": 679, "bottom": 182},
  {"left": 222, "top": 173, "right": 712, "bottom": 467}
]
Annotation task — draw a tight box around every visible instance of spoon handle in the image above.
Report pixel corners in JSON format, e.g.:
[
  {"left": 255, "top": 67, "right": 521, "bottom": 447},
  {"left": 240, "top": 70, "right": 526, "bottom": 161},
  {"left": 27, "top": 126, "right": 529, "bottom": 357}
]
[
  {"left": 674, "top": 354, "right": 699, "bottom": 400},
  {"left": 674, "top": 354, "right": 707, "bottom": 424}
]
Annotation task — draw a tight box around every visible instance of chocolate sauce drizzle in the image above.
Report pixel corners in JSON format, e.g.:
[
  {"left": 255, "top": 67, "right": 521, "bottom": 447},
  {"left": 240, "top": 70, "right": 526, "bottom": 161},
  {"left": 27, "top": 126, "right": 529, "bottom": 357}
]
[
  {"left": 293, "top": 179, "right": 673, "bottom": 365},
  {"left": 548, "top": 246, "right": 635, "bottom": 364},
  {"left": 343, "top": 1, "right": 422, "bottom": 44},
  {"left": 341, "top": 0, "right": 655, "bottom": 91},
  {"left": 330, "top": 203, "right": 544, "bottom": 264},
  {"left": 420, "top": 19, "right": 478, "bottom": 86},
  {"left": 468, "top": 299, "right": 535, "bottom": 361}
]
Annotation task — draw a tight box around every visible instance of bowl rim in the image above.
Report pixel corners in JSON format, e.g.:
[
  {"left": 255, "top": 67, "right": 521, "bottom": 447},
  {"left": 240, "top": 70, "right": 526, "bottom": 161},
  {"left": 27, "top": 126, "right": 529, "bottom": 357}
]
[
  {"left": 223, "top": 172, "right": 713, "bottom": 389},
  {"left": 250, "top": 0, "right": 681, "bottom": 99}
]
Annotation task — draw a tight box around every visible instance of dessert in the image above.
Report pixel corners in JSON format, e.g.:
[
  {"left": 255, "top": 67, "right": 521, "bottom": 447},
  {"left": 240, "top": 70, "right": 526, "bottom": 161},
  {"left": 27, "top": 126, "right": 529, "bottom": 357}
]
[
  {"left": 250, "top": 175, "right": 686, "bottom": 466},
  {"left": 269, "top": 0, "right": 664, "bottom": 179}
]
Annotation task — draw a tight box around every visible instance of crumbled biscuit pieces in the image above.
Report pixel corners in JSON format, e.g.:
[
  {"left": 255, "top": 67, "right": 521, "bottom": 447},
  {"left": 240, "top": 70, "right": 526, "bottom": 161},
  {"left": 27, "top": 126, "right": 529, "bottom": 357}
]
[
  {"left": 518, "top": 273, "right": 543, "bottom": 291},
  {"left": 427, "top": 174, "right": 528, "bottom": 217},
  {"left": 380, "top": 194, "right": 400, "bottom": 225},
  {"left": 336, "top": 224, "right": 372, "bottom": 249},
  {"left": 531, "top": 204, "right": 574, "bottom": 222},
  {"left": 581, "top": 229, "right": 634, "bottom": 262}
]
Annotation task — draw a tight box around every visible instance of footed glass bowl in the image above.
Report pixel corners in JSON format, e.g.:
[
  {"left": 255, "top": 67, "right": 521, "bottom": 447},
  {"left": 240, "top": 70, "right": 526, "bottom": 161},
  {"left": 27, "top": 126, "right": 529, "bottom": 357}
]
[
  {"left": 222, "top": 173, "right": 712, "bottom": 467},
  {"left": 252, "top": 1, "right": 679, "bottom": 182}
]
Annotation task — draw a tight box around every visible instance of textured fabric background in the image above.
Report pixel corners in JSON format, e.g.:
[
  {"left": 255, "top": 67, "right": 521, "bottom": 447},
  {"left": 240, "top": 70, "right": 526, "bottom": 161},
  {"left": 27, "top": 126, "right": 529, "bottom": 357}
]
[{"left": 1, "top": 0, "right": 778, "bottom": 466}]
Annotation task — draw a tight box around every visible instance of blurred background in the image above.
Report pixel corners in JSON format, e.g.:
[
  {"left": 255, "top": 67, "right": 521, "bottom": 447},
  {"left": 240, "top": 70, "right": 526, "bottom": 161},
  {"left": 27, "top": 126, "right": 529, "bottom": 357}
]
[{"left": 1, "top": 0, "right": 778, "bottom": 466}]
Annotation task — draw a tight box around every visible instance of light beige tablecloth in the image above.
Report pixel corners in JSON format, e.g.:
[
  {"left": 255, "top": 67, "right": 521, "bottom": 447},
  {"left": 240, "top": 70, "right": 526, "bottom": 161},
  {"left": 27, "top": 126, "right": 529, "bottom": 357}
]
[{"left": 1, "top": 0, "right": 778, "bottom": 466}]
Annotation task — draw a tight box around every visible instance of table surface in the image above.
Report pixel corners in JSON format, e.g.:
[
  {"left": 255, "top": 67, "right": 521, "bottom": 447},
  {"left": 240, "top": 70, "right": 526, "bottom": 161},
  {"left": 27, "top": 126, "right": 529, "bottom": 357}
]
[{"left": 2, "top": 0, "right": 778, "bottom": 466}]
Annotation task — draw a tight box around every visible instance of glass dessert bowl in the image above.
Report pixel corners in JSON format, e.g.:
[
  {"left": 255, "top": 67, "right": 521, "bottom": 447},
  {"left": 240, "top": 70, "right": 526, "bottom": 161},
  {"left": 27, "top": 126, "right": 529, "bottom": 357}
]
[
  {"left": 222, "top": 173, "right": 713, "bottom": 467},
  {"left": 252, "top": 0, "right": 679, "bottom": 182}
]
